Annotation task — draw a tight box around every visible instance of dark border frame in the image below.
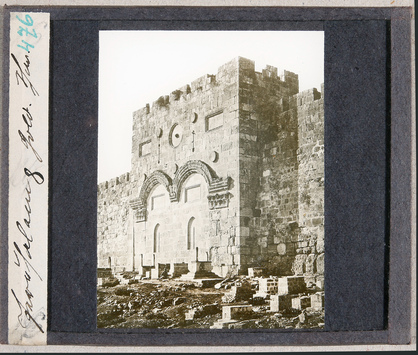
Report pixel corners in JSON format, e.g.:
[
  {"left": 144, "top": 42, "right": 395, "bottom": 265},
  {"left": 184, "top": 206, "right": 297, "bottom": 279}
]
[{"left": 1, "top": 6, "right": 413, "bottom": 346}]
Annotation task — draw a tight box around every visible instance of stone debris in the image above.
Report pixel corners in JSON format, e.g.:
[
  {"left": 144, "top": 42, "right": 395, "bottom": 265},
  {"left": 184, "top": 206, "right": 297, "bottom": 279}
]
[
  {"left": 211, "top": 304, "right": 254, "bottom": 329},
  {"left": 173, "top": 297, "right": 186, "bottom": 306},
  {"left": 98, "top": 274, "right": 324, "bottom": 329},
  {"left": 95, "top": 57, "right": 325, "bottom": 330},
  {"left": 298, "top": 310, "right": 306, "bottom": 324},
  {"left": 214, "top": 278, "right": 233, "bottom": 289},
  {"left": 101, "top": 278, "right": 119, "bottom": 287},
  {"left": 185, "top": 303, "right": 220, "bottom": 320},
  {"left": 222, "top": 304, "right": 253, "bottom": 320},
  {"left": 221, "top": 279, "right": 254, "bottom": 303}
]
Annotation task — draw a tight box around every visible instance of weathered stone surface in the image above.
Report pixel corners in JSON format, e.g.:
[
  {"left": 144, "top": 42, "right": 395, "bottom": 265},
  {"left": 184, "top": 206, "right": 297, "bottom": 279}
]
[
  {"left": 277, "top": 276, "right": 306, "bottom": 295},
  {"left": 277, "top": 243, "right": 286, "bottom": 255},
  {"left": 222, "top": 280, "right": 254, "bottom": 303},
  {"left": 316, "top": 253, "right": 325, "bottom": 274},
  {"left": 221, "top": 305, "right": 252, "bottom": 321},
  {"left": 247, "top": 267, "right": 264, "bottom": 278},
  {"left": 316, "top": 239, "right": 325, "bottom": 253},
  {"left": 292, "top": 254, "right": 307, "bottom": 275},
  {"left": 291, "top": 295, "right": 311, "bottom": 310},
  {"left": 310, "top": 292, "right": 325, "bottom": 310},
  {"left": 269, "top": 294, "right": 293, "bottom": 312},
  {"left": 305, "top": 254, "right": 317, "bottom": 275}
]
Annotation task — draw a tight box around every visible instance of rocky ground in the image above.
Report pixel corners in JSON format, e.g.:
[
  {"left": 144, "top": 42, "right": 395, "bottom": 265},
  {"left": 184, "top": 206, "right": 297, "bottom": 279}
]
[{"left": 97, "top": 277, "right": 325, "bottom": 329}]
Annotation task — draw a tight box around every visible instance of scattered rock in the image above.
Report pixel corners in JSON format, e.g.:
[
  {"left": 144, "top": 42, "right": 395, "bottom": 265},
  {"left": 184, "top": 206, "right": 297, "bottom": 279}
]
[{"left": 97, "top": 276, "right": 324, "bottom": 329}]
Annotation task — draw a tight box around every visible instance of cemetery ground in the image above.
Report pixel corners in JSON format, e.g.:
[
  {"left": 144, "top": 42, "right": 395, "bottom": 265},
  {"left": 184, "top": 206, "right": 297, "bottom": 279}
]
[{"left": 97, "top": 275, "right": 325, "bottom": 329}]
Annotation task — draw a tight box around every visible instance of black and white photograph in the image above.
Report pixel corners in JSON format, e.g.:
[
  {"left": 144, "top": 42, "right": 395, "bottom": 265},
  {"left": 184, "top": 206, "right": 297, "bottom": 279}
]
[
  {"left": 1, "top": 1, "right": 414, "bottom": 351},
  {"left": 96, "top": 30, "right": 325, "bottom": 329}
]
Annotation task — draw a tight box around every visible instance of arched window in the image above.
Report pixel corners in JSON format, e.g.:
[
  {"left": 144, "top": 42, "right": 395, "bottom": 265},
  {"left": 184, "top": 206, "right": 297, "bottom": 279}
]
[
  {"left": 187, "top": 217, "right": 196, "bottom": 250},
  {"left": 153, "top": 224, "right": 160, "bottom": 253}
]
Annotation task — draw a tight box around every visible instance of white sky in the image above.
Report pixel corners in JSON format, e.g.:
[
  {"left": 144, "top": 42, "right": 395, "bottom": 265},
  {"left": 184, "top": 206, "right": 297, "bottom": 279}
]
[{"left": 98, "top": 31, "right": 324, "bottom": 183}]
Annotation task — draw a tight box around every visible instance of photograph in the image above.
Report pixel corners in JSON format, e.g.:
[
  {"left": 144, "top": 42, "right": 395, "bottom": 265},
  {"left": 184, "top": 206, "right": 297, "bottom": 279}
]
[
  {"left": 1, "top": 2, "right": 414, "bottom": 352},
  {"left": 96, "top": 30, "right": 325, "bottom": 329}
]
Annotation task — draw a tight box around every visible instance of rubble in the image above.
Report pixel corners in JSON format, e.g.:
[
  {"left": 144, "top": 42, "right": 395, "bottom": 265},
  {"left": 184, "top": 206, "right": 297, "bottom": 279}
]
[
  {"left": 221, "top": 279, "right": 254, "bottom": 303},
  {"left": 185, "top": 303, "right": 220, "bottom": 320},
  {"left": 97, "top": 274, "right": 324, "bottom": 329},
  {"left": 101, "top": 278, "right": 119, "bottom": 287}
]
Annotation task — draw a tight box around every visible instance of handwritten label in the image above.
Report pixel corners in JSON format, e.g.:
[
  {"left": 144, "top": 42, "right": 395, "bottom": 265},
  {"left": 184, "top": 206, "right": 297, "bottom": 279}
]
[{"left": 8, "top": 12, "right": 49, "bottom": 345}]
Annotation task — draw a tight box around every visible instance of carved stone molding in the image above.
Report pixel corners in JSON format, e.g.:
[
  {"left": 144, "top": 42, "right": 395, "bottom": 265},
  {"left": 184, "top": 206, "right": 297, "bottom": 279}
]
[
  {"left": 129, "top": 197, "right": 147, "bottom": 222},
  {"left": 132, "top": 160, "right": 233, "bottom": 221},
  {"left": 208, "top": 176, "right": 231, "bottom": 194},
  {"left": 208, "top": 191, "right": 232, "bottom": 210}
]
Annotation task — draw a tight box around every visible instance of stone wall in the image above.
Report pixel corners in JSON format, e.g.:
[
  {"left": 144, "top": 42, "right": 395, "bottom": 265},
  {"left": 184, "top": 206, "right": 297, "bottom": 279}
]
[
  {"left": 97, "top": 172, "right": 138, "bottom": 271},
  {"left": 97, "top": 56, "right": 324, "bottom": 280},
  {"left": 248, "top": 106, "right": 299, "bottom": 275},
  {"left": 129, "top": 57, "right": 243, "bottom": 277},
  {"left": 247, "top": 86, "right": 324, "bottom": 279},
  {"left": 236, "top": 58, "right": 300, "bottom": 273},
  {"left": 293, "top": 86, "right": 325, "bottom": 285}
]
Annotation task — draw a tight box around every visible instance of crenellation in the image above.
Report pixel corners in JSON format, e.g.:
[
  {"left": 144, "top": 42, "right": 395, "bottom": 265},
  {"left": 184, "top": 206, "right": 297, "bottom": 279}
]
[{"left": 262, "top": 64, "right": 278, "bottom": 79}]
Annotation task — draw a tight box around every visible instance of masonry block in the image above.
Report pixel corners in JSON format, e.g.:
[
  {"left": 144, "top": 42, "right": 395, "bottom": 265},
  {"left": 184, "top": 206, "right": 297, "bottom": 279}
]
[
  {"left": 310, "top": 292, "right": 325, "bottom": 310},
  {"left": 222, "top": 305, "right": 253, "bottom": 321},
  {"left": 269, "top": 294, "right": 293, "bottom": 312},
  {"left": 291, "top": 295, "right": 311, "bottom": 310},
  {"left": 277, "top": 276, "right": 306, "bottom": 295}
]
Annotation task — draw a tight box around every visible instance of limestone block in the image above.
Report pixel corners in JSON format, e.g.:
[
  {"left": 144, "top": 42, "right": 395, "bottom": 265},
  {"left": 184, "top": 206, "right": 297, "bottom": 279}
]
[
  {"left": 316, "top": 239, "right": 325, "bottom": 253},
  {"left": 316, "top": 253, "right": 325, "bottom": 274},
  {"left": 298, "top": 241, "right": 308, "bottom": 248},
  {"left": 291, "top": 295, "right": 311, "bottom": 310},
  {"left": 305, "top": 254, "right": 316, "bottom": 275},
  {"left": 292, "top": 254, "right": 307, "bottom": 275},
  {"left": 269, "top": 294, "right": 293, "bottom": 312},
  {"left": 310, "top": 292, "right": 324, "bottom": 310},
  {"left": 277, "top": 276, "right": 306, "bottom": 295},
  {"left": 258, "top": 278, "right": 278, "bottom": 295},
  {"left": 277, "top": 243, "right": 286, "bottom": 255},
  {"left": 240, "top": 227, "right": 250, "bottom": 237},
  {"left": 315, "top": 275, "right": 324, "bottom": 290},
  {"left": 222, "top": 305, "right": 253, "bottom": 321},
  {"left": 248, "top": 267, "right": 264, "bottom": 278}
]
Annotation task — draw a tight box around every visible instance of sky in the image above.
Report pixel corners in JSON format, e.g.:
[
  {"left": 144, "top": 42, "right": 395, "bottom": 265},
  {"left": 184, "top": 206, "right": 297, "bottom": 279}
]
[{"left": 98, "top": 31, "right": 324, "bottom": 183}]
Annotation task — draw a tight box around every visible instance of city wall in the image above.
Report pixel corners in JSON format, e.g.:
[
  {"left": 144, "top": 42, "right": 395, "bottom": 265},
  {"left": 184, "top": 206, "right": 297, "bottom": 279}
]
[{"left": 97, "top": 57, "right": 324, "bottom": 280}]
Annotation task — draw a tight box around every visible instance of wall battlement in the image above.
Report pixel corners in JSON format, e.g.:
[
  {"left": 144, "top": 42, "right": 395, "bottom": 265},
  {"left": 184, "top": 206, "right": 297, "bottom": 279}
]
[
  {"left": 288, "top": 87, "right": 323, "bottom": 109},
  {"left": 133, "top": 57, "right": 299, "bottom": 119},
  {"left": 98, "top": 172, "right": 131, "bottom": 191}
]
